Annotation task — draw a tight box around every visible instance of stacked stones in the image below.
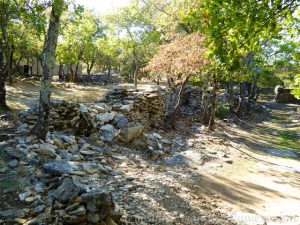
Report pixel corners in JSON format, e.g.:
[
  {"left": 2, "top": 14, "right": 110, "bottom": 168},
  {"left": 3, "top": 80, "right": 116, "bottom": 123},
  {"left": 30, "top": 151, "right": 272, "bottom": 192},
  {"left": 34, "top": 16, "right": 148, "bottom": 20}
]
[
  {"left": 275, "top": 85, "right": 300, "bottom": 104},
  {"left": 17, "top": 86, "right": 203, "bottom": 145},
  {"left": 180, "top": 86, "right": 202, "bottom": 115},
  {"left": 5, "top": 131, "right": 122, "bottom": 225},
  {"left": 18, "top": 100, "right": 80, "bottom": 132},
  {"left": 164, "top": 85, "right": 203, "bottom": 116},
  {"left": 105, "top": 87, "right": 166, "bottom": 129}
]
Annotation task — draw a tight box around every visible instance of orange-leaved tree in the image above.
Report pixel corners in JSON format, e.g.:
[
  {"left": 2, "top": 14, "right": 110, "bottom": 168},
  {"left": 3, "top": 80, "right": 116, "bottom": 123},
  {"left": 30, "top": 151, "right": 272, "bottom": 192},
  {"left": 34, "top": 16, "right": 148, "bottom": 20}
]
[{"left": 144, "top": 32, "right": 208, "bottom": 128}]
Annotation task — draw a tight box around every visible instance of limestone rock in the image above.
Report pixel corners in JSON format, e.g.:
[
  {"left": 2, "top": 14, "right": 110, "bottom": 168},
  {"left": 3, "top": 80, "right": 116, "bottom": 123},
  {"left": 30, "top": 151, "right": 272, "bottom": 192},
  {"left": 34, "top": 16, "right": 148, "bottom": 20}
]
[
  {"left": 96, "top": 112, "right": 116, "bottom": 123},
  {"left": 119, "top": 124, "right": 144, "bottom": 143},
  {"left": 43, "top": 160, "right": 74, "bottom": 176},
  {"left": 100, "top": 124, "right": 117, "bottom": 142},
  {"left": 49, "top": 178, "right": 80, "bottom": 203}
]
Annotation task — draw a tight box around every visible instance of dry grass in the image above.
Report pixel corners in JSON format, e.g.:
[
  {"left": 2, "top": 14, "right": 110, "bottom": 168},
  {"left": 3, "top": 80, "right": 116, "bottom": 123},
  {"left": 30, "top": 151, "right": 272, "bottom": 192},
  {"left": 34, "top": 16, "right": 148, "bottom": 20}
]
[{"left": 6, "top": 81, "right": 110, "bottom": 111}]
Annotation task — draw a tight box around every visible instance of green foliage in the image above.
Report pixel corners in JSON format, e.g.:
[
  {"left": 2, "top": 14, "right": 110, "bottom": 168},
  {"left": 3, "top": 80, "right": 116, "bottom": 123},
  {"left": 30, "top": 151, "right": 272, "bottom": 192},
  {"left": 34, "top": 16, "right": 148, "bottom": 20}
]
[
  {"left": 258, "top": 69, "right": 283, "bottom": 87},
  {"left": 215, "top": 103, "right": 230, "bottom": 119},
  {"left": 292, "top": 74, "right": 300, "bottom": 99}
]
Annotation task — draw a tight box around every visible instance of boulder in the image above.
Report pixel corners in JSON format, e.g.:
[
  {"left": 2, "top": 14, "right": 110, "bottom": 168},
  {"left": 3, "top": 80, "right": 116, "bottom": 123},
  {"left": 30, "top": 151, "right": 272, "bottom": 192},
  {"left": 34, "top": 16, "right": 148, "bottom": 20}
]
[
  {"left": 43, "top": 160, "right": 74, "bottom": 177},
  {"left": 96, "top": 112, "right": 116, "bottom": 124},
  {"left": 114, "top": 114, "right": 128, "bottom": 129},
  {"left": 119, "top": 124, "right": 144, "bottom": 143},
  {"left": 100, "top": 124, "right": 117, "bottom": 142},
  {"left": 49, "top": 178, "right": 80, "bottom": 203},
  {"left": 119, "top": 104, "right": 133, "bottom": 112}
]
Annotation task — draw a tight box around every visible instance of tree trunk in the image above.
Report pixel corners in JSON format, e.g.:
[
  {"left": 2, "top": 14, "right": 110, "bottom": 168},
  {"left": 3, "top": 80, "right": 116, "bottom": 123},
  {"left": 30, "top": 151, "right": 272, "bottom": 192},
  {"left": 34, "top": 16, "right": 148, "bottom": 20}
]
[
  {"left": 31, "top": 0, "right": 64, "bottom": 140},
  {"left": 69, "top": 66, "right": 75, "bottom": 82},
  {"left": 237, "top": 81, "right": 248, "bottom": 117},
  {"left": 208, "top": 73, "right": 217, "bottom": 131},
  {"left": 36, "top": 57, "right": 39, "bottom": 76},
  {"left": 166, "top": 75, "right": 190, "bottom": 129},
  {"left": 228, "top": 74, "right": 234, "bottom": 110},
  {"left": 58, "top": 63, "right": 63, "bottom": 80},
  {"left": 74, "top": 50, "right": 83, "bottom": 82},
  {"left": 87, "top": 68, "right": 91, "bottom": 76},
  {"left": 201, "top": 84, "right": 210, "bottom": 125},
  {"left": 250, "top": 74, "right": 259, "bottom": 101},
  {"left": 8, "top": 44, "right": 14, "bottom": 84},
  {"left": 0, "top": 1, "right": 10, "bottom": 108},
  {"left": 105, "top": 65, "right": 111, "bottom": 85},
  {"left": 134, "top": 66, "right": 138, "bottom": 89},
  {"left": 0, "top": 44, "right": 7, "bottom": 109}
]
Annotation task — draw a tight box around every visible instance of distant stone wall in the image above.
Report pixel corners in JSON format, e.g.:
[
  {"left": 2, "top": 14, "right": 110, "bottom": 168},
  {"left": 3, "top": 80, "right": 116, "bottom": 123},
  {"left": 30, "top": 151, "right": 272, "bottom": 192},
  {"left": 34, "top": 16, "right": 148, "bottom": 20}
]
[
  {"left": 165, "top": 85, "right": 203, "bottom": 115},
  {"left": 274, "top": 86, "right": 299, "bottom": 104},
  {"left": 18, "top": 86, "right": 204, "bottom": 143}
]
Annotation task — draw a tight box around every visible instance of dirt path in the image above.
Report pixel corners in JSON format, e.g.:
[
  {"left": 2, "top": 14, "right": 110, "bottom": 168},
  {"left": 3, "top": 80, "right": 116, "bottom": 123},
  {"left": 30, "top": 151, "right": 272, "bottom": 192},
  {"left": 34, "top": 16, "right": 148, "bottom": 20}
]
[
  {"left": 105, "top": 101, "right": 300, "bottom": 225},
  {"left": 162, "top": 101, "right": 300, "bottom": 224}
]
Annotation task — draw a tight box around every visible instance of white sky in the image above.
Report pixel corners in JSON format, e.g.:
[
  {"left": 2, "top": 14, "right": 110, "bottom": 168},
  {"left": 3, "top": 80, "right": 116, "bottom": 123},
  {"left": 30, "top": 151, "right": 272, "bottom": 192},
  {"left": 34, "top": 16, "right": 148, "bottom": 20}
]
[{"left": 76, "top": 0, "right": 131, "bottom": 14}]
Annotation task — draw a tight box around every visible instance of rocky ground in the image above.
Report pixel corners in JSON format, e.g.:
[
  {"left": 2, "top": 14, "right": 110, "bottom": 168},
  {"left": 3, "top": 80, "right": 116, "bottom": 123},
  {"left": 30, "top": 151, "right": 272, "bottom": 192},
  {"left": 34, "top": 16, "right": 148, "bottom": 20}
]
[{"left": 0, "top": 83, "right": 300, "bottom": 225}]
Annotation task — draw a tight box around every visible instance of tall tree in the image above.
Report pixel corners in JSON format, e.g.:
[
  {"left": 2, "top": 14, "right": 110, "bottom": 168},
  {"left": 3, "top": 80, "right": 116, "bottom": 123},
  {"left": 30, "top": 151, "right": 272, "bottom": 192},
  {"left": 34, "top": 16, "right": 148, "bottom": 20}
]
[
  {"left": 0, "top": 0, "right": 10, "bottom": 109},
  {"left": 32, "top": 0, "right": 65, "bottom": 140}
]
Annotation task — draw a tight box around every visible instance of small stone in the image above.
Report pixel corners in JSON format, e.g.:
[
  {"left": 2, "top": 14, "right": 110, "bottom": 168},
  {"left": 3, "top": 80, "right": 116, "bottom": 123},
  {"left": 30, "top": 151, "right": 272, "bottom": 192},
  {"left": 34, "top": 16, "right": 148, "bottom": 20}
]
[
  {"left": 224, "top": 159, "right": 233, "bottom": 164},
  {"left": 87, "top": 212, "right": 100, "bottom": 223},
  {"left": 96, "top": 112, "right": 116, "bottom": 123},
  {"left": 119, "top": 104, "right": 133, "bottom": 112},
  {"left": 119, "top": 124, "right": 144, "bottom": 143},
  {"left": 68, "top": 206, "right": 86, "bottom": 216},
  {"left": 61, "top": 135, "right": 77, "bottom": 146},
  {"left": 79, "top": 104, "right": 89, "bottom": 113},
  {"left": 153, "top": 133, "right": 163, "bottom": 139},
  {"left": 33, "top": 205, "right": 45, "bottom": 214},
  {"left": 65, "top": 203, "right": 80, "bottom": 212},
  {"left": 34, "top": 183, "right": 46, "bottom": 193},
  {"left": 123, "top": 184, "right": 135, "bottom": 191},
  {"left": 100, "top": 124, "right": 116, "bottom": 142},
  {"left": 43, "top": 160, "right": 74, "bottom": 176},
  {"left": 49, "top": 178, "right": 79, "bottom": 203},
  {"left": 0, "top": 209, "right": 26, "bottom": 219},
  {"left": 25, "top": 135, "right": 37, "bottom": 143},
  {"left": 8, "top": 159, "right": 18, "bottom": 168},
  {"left": 57, "top": 209, "right": 66, "bottom": 217},
  {"left": 63, "top": 214, "right": 87, "bottom": 224},
  {"left": 25, "top": 196, "right": 35, "bottom": 203},
  {"left": 69, "top": 171, "right": 86, "bottom": 176},
  {"left": 0, "top": 166, "right": 8, "bottom": 173},
  {"left": 15, "top": 218, "right": 27, "bottom": 224},
  {"left": 19, "top": 192, "right": 32, "bottom": 201},
  {"left": 80, "top": 150, "right": 96, "bottom": 156}
]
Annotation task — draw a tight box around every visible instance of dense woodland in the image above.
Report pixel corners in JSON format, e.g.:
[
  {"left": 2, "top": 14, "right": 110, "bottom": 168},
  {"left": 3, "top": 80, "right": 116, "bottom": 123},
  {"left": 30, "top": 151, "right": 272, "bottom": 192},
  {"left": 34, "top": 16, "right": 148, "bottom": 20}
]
[{"left": 0, "top": 0, "right": 300, "bottom": 224}]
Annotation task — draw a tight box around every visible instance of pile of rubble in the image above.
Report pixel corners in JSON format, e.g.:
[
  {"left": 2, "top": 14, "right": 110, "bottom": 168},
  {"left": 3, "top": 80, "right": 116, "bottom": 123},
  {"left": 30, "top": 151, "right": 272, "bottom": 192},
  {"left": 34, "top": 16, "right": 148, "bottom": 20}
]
[
  {"left": 1, "top": 120, "right": 183, "bottom": 224},
  {"left": 2, "top": 131, "right": 124, "bottom": 224},
  {"left": 18, "top": 100, "right": 81, "bottom": 132},
  {"left": 165, "top": 85, "right": 203, "bottom": 116},
  {"left": 17, "top": 87, "right": 206, "bottom": 142},
  {"left": 275, "top": 85, "right": 300, "bottom": 104}
]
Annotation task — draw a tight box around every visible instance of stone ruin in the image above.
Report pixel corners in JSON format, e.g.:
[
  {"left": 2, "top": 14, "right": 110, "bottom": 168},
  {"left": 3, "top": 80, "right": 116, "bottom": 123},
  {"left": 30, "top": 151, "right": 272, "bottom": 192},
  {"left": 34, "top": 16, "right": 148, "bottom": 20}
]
[
  {"left": 17, "top": 86, "right": 204, "bottom": 140},
  {"left": 0, "top": 86, "right": 221, "bottom": 224},
  {"left": 274, "top": 85, "right": 300, "bottom": 104}
]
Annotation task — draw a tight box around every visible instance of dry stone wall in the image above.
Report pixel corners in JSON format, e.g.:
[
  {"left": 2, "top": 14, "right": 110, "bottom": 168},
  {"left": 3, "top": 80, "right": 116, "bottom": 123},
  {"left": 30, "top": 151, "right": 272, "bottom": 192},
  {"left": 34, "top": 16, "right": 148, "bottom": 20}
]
[
  {"left": 18, "top": 86, "right": 203, "bottom": 145},
  {"left": 275, "top": 86, "right": 300, "bottom": 104}
]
